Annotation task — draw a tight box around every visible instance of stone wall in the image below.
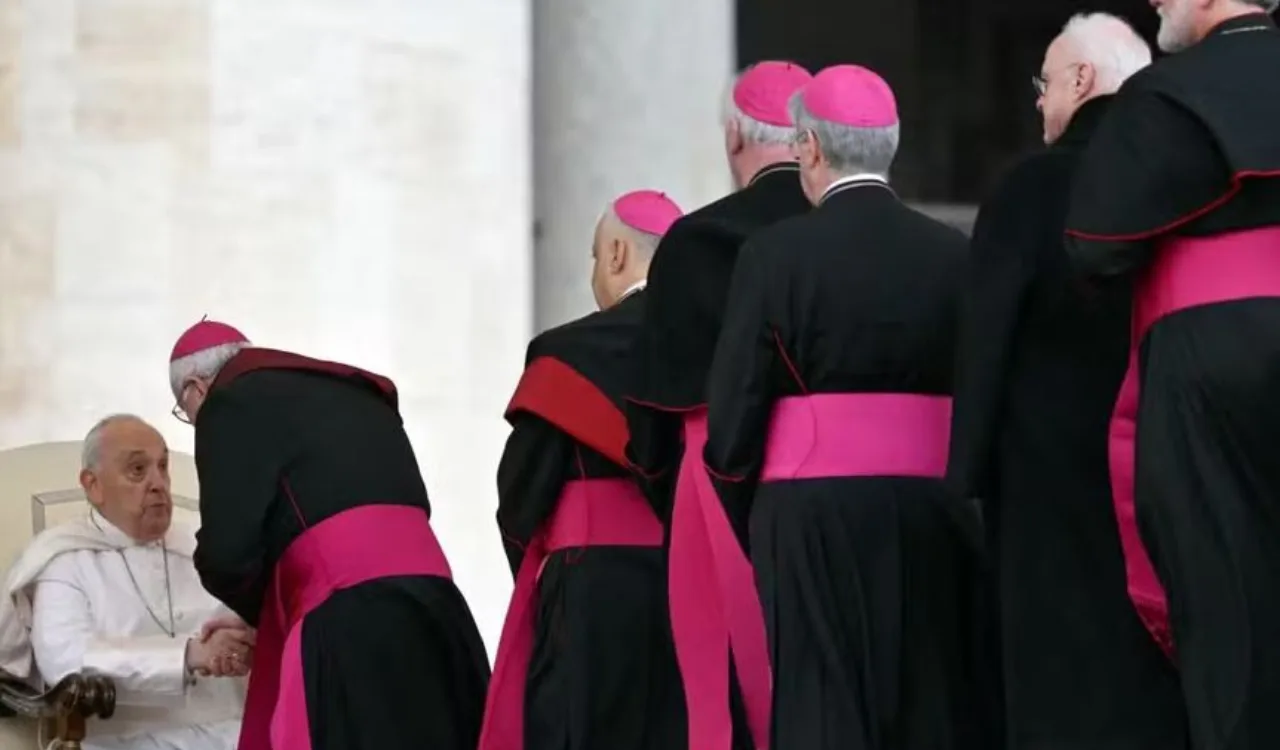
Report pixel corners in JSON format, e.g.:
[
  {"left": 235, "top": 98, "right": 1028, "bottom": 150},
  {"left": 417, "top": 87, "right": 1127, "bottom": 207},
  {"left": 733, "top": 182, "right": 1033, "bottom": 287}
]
[{"left": 531, "top": 0, "right": 734, "bottom": 329}]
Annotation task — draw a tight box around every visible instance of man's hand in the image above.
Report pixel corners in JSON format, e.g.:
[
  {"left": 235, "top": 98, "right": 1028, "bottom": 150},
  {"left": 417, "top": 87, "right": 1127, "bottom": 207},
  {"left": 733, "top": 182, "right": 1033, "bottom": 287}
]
[
  {"left": 186, "top": 625, "right": 254, "bottom": 677},
  {"left": 199, "top": 613, "right": 251, "bottom": 643}
]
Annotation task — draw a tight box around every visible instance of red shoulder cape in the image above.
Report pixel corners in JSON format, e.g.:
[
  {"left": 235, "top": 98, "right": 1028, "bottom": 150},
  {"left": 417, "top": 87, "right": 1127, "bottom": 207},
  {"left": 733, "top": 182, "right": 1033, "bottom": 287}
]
[
  {"left": 212, "top": 347, "right": 398, "bottom": 409},
  {"left": 504, "top": 356, "right": 629, "bottom": 467}
]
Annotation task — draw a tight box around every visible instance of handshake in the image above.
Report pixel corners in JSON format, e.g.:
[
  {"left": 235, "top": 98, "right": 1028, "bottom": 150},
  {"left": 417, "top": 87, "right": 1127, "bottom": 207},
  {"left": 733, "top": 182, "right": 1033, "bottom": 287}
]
[{"left": 185, "top": 614, "right": 256, "bottom": 678}]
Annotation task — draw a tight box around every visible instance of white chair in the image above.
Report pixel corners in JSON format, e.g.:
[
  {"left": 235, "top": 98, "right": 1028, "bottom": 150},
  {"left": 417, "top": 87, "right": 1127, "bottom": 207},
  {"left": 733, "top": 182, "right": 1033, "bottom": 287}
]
[{"left": 0, "top": 441, "right": 200, "bottom": 750}]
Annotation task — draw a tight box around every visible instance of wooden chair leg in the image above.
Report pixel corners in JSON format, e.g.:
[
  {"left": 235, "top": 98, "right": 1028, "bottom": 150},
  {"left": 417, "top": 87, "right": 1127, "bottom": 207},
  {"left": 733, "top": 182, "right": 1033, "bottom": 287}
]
[{"left": 56, "top": 710, "right": 86, "bottom": 749}]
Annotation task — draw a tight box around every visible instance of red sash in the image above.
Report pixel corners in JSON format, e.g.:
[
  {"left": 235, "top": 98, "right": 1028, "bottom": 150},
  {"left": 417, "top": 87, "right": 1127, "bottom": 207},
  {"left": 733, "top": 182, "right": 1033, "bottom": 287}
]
[
  {"left": 759, "top": 393, "right": 952, "bottom": 480},
  {"left": 478, "top": 478, "right": 662, "bottom": 750},
  {"left": 238, "top": 504, "right": 452, "bottom": 750},
  {"left": 668, "top": 411, "right": 772, "bottom": 750},
  {"left": 1109, "top": 225, "right": 1280, "bottom": 658}
]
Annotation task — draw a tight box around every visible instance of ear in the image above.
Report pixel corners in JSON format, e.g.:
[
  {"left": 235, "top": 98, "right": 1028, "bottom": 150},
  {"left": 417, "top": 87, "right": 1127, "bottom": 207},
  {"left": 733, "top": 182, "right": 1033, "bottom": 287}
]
[
  {"left": 609, "top": 237, "right": 628, "bottom": 273},
  {"left": 1075, "top": 62, "right": 1096, "bottom": 101},
  {"left": 726, "top": 119, "right": 744, "bottom": 155},
  {"left": 799, "top": 130, "right": 822, "bottom": 169},
  {"left": 79, "top": 469, "right": 103, "bottom": 507}
]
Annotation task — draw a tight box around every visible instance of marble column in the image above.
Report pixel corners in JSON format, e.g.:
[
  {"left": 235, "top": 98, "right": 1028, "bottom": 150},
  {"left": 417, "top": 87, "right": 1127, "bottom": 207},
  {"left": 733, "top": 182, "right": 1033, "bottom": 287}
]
[
  {"left": 0, "top": 0, "right": 530, "bottom": 652},
  {"left": 532, "top": 0, "right": 735, "bottom": 329}
]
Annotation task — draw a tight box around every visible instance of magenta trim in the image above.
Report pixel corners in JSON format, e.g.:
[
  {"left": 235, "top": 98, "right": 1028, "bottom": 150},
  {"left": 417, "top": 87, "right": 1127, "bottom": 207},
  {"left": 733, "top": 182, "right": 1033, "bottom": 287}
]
[{"left": 479, "top": 478, "right": 661, "bottom": 750}]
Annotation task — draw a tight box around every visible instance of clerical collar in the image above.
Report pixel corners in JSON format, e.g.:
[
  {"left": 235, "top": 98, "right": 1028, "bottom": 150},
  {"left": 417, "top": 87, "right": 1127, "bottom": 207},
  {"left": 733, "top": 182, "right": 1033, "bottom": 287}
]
[
  {"left": 819, "top": 173, "right": 893, "bottom": 204},
  {"left": 614, "top": 280, "right": 646, "bottom": 306},
  {"left": 748, "top": 162, "right": 800, "bottom": 187},
  {"left": 1209, "top": 12, "right": 1275, "bottom": 38}
]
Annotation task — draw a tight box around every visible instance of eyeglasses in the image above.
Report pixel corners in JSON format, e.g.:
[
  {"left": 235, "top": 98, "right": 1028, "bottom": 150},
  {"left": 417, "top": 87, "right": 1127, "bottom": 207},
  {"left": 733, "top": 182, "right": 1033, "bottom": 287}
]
[
  {"left": 1032, "top": 63, "right": 1084, "bottom": 97},
  {"left": 171, "top": 381, "right": 197, "bottom": 424}
]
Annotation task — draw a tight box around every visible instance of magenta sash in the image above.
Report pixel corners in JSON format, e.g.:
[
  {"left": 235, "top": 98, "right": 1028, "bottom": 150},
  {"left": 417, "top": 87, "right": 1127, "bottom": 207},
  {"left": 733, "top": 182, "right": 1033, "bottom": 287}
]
[
  {"left": 669, "top": 412, "right": 772, "bottom": 750},
  {"left": 478, "top": 478, "right": 662, "bottom": 750},
  {"left": 237, "top": 504, "right": 453, "bottom": 750},
  {"left": 760, "top": 393, "right": 952, "bottom": 480},
  {"left": 1110, "top": 225, "right": 1280, "bottom": 658}
]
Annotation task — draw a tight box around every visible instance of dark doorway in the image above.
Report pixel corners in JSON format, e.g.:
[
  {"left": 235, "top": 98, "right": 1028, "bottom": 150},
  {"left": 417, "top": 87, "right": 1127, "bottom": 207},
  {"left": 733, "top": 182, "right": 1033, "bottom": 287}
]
[{"left": 735, "top": 0, "right": 1162, "bottom": 204}]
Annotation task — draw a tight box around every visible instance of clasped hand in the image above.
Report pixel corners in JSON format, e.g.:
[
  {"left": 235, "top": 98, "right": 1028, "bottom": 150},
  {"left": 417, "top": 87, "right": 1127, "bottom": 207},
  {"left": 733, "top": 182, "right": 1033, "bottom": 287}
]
[{"left": 186, "top": 614, "right": 256, "bottom": 678}]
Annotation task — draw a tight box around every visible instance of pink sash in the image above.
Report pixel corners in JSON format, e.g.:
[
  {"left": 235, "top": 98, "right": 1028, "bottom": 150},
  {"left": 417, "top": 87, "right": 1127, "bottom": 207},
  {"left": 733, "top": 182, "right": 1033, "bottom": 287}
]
[
  {"left": 1109, "top": 225, "right": 1280, "bottom": 658},
  {"left": 669, "top": 412, "right": 772, "bottom": 750},
  {"left": 760, "top": 393, "right": 952, "bottom": 480},
  {"left": 478, "top": 478, "right": 662, "bottom": 750},
  {"left": 238, "top": 504, "right": 453, "bottom": 750}
]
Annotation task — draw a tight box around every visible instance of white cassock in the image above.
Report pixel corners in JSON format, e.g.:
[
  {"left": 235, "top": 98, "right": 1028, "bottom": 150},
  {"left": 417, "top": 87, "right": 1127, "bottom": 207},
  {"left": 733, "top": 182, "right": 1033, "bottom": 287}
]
[{"left": 0, "top": 511, "right": 244, "bottom": 750}]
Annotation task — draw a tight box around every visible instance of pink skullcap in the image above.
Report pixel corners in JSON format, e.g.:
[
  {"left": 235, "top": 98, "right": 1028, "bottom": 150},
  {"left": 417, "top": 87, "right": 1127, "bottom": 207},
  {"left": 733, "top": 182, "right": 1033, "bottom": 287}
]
[
  {"left": 732, "top": 61, "right": 814, "bottom": 127},
  {"left": 801, "top": 64, "right": 898, "bottom": 128},
  {"left": 613, "top": 190, "right": 684, "bottom": 237},
  {"left": 169, "top": 319, "right": 249, "bottom": 362}
]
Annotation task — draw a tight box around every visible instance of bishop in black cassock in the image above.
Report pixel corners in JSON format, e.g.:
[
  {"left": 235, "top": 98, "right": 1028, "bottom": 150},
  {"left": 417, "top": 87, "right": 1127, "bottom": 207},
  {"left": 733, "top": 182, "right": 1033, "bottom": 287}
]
[
  {"left": 949, "top": 14, "right": 1185, "bottom": 750},
  {"left": 624, "top": 60, "right": 813, "bottom": 750},
  {"left": 1065, "top": 4, "right": 1280, "bottom": 748},
  {"left": 703, "top": 65, "right": 985, "bottom": 750},
  {"left": 169, "top": 321, "right": 490, "bottom": 750},
  {"left": 481, "top": 190, "right": 686, "bottom": 750}
]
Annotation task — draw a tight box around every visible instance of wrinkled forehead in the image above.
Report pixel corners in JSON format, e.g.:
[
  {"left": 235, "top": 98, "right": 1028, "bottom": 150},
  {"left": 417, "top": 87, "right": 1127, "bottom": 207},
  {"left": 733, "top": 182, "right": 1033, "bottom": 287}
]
[{"left": 102, "top": 420, "right": 168, "bottom": 464}]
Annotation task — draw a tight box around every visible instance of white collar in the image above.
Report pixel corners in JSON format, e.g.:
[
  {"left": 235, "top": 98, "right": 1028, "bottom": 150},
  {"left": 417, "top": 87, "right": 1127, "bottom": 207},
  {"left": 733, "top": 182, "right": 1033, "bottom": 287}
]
[
  {"left": 89, "top": 509, "right": 164, "bottom": 549},
  {"left": 747, "top": 162, "right": 800, "bottom": 187},
  {"left": 820, "top": 173, "right": 891, "bottom": 204},
  {"left": 609, "top": 280, "right": 646, "bottom": 308}
]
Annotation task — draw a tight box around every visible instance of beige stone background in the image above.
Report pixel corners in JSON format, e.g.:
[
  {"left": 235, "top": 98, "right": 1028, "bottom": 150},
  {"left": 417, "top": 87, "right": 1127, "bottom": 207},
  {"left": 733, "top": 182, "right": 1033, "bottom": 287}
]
[{"left": 0, "top": 0, "right": 734, "bottom": 654}]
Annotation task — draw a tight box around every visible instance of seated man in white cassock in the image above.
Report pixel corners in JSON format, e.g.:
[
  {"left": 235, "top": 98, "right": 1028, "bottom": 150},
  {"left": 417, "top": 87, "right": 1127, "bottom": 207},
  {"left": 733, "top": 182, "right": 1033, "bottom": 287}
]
[{"left": 0, "top": 414, "right": 249, "bottom": 750}]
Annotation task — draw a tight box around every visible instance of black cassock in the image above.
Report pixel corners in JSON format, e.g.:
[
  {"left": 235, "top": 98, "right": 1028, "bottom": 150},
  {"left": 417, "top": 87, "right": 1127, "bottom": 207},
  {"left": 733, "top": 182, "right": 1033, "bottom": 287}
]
[
  {"left": 193, "top": 348, "right": 490, "bottom": 750},
  {"left": 626, "top": 161, "right": 812, "bottom": 502},
  {"left": 625, "top": 161, "right": 810, "bottom": 750},
  {"left": 486, "top": 291, "right": 685, "bottom": 750},
  {"left": 703, "top": 179, "right": 986, "bottom": 750},
  {"left": 950, "top": 95, "right": 1186, "bottom": 750},
  {"left": 1064, "top": 13, "right": 1280, "bottom": 750}
]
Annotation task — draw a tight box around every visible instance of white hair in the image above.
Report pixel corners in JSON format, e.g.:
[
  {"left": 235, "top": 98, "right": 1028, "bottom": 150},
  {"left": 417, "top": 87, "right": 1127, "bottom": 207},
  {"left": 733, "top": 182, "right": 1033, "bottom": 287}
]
[
  {"left": 722, "top": 67, "right": 796, "bottom": 147},
  {"left": 82, "top": 414, "right": 148, "bottom": 471},
  {"left": 1060, "top": 13, "right": 1152, "bottom": 93},
  {"left": 787, "top": 93, "right": 899, "bottom": 178},
  {"left": 169, "top": 341, "right": 248, "bottom": 401},
  {"left": 602, "top": 205, "right": 663, "bottom": 258}
]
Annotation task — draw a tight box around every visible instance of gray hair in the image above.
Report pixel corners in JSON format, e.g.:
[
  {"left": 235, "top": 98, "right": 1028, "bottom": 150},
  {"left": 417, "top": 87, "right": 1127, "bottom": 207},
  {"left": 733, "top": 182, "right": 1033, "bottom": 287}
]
[
  {"left": 82, "top": 414, "right": 147, "bottom": 471},
  {"left": 1060, "top": 13, "right": 1152, "bottom": 93},
  {"left": 722, "top": 67, "right": 797, "bottom": 147},
  {"left": 169, "top": 341, "right": 248, "bottom": 400},
  {"left": 787, "top": 93, "right": 899, "bottom": 178},
  {"left": 602, "top": 205, "right": 663, "bottom": 258}
]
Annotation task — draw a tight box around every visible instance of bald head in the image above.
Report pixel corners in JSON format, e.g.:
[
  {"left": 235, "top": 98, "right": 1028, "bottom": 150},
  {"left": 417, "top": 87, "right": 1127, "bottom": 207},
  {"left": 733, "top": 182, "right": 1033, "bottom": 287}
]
[
  {"left": 1038, "top": 13, "right": 1151, "bottom": 143},
  {"left": 590, "top": 190, "right": 684, "bottom": 310}
]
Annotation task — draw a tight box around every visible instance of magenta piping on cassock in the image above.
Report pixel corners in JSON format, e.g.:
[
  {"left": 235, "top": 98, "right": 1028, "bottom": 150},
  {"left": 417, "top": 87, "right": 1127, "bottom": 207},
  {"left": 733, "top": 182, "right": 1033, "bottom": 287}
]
[
  {"left": 759, "top": 393, "right": 952, "bottom": 481},
  {"left": 479, "top": 478, "right": 662, "bottom": 750},
  {"left": 668, "top": 411, "right": 772, "bottom": 750},
  {"left": 237, "top": 504, "right": 453, "bottom": 750},
  {"left": 1108, "top": 225, "right": 1280, "bottom": 659}
]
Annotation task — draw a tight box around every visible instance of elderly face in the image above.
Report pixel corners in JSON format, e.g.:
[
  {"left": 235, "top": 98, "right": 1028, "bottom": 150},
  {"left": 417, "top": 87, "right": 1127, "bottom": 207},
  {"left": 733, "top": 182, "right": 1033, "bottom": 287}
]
[
  {"left": 1036, "top": 35, "right": 1093, "bottom": 144},
  {"left": 81, "top": 418, "right": 173, "bottom": 543},
  {"left": 1152, "top": 0, "right": 1200, "bottom": 52}
]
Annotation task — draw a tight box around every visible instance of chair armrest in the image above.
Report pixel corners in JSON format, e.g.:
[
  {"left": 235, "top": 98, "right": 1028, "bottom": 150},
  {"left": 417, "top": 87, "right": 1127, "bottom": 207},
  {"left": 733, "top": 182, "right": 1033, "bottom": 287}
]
[{"left": 0, "top": 672, "right": 116, "bottom": 747}]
